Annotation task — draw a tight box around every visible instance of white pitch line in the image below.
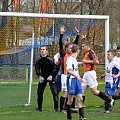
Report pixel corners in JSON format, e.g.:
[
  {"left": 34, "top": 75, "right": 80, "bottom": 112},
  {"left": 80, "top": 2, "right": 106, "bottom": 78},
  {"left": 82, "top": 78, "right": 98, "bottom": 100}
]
[{"left": 0, "top": 111, "right": 31, "bottom": 115}]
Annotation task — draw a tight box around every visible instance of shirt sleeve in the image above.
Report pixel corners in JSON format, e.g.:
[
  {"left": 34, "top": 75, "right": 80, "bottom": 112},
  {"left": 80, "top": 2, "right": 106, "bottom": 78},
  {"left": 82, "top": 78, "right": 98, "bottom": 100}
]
[
  {"left": 54, "top": 53, "right": 60, "bottom": 61},
  {"left": 59, "top": 34, "right": 63, "bottom": 50},
  {"left": 73, "top": 34, "right": 79, "bottom": 45},
  {"left": 114, "top": 60, "right": 120, "bottom": 70},
  {"left": 35, "top": 59, "right": 41, "bottom": 77}
]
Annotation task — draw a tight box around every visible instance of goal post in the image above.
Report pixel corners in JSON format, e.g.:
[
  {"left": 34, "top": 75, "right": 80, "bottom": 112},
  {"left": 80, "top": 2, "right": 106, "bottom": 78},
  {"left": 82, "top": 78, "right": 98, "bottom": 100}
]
[
  {"left": 0, "top": 12, "right": 109, "bottom": 107},
  {"left": 0, "top": 12, "right": 109, "bottom": 64}
]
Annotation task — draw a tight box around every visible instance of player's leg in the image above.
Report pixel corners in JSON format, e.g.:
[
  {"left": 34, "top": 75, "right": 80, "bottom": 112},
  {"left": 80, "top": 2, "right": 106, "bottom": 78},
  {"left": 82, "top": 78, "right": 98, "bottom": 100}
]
[
  {"left": 82, "top": 85, "right": 88, "bottom": 104},
  {"left": 60, "top": 74, "right": 67, "bottom": 112},
  {"left": 86, "top": 70, "right": 114, "bottom": 106},
  {"left": 65, "top": 96, "right": 76, "bottom": 111},
  {"left": 67, "top": 95, "right": 74, "bottom": 120},
  {"left": 71, "top": 97, "right": 75, "bottom": 108},
  {"left": 111, "top": 79, "right": 120, "bottom": 100},
  {"left": 90, "top": 86, "right": 114, "bottom": 111},
  {"left": 82, "top": 72, "right": 89, "bottom": 104},
  {"left": 104, "top": 82, "right": 111, "bottom": 113},
  {"left": 67, "top": 78, "right": 76, "bottom": 120},
  {"left": 60, "top": 91, "right": 67, "bottom": 112},
  {"left": 49, "top": 79, "right": 59, "bottom": 112},
  {"left": 77, "top": 94, "right": 86, "bottom": 120},
  {"left": 37, "top": 81, "right": 47, "bottom": 111},
  {"left": 56, "top": 74, "right": 61, "bottom": 94},
  {"left": 115, "top": 79, "right": 120, "bottom": 99},
  {"left": 91, "top": 86, "right": 112, "bottom": 102},
  {"left": 77, "top": 79, "right": 86, "bottom": 120}
]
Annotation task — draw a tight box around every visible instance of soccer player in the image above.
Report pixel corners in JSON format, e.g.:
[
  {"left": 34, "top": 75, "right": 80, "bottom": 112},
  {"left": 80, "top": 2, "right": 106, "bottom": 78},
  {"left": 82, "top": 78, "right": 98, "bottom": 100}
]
[
  {"left": 59, "top": 26, "right": 79, "bottom": 112},
  {"left": 35, "top": 46, "right": 59, "bottom": 112},
  {"left": 54, "top": 50, "right": 61, "bottom": 93},
  {"left": 66, "top": 44, "right": 86, "bottom": 120},
  {"left": 114, "top": 47, "right": 120, "bottom": 95},
  {"left": 101, "top": 50, "right": 120, "bottom": 113},
  {"left": 81, "top": 42, "right": 114, "bottom": 112}
]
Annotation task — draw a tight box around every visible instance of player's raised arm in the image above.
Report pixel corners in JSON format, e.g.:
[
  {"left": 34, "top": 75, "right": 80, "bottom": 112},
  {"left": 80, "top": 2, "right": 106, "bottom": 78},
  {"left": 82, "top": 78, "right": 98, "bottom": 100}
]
[
  {"left": 59, "top": 25, "right": 66, "bottom": 50},
  {"left": 73, "top": 27, "right": 80, "bottom": 45}
]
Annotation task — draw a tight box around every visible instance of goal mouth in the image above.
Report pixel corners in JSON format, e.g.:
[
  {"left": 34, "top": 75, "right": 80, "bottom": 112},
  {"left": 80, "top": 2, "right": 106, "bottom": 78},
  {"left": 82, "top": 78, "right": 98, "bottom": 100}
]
[{"left": 0, "top": 12, "right": 109, "bottom": 107}]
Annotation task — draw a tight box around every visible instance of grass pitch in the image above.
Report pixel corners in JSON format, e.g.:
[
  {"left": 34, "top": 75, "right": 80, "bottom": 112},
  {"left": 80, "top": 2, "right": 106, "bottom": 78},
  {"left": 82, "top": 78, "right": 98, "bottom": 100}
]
[{"left": 0, "top": 82, "right": 120, "bottom": 120}]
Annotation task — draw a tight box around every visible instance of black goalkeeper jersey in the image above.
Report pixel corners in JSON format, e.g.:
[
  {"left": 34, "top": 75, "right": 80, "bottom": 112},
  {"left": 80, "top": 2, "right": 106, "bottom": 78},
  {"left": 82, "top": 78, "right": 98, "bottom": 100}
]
[{"left": 35, "top": 55, "right": 55, "bottom": 79}]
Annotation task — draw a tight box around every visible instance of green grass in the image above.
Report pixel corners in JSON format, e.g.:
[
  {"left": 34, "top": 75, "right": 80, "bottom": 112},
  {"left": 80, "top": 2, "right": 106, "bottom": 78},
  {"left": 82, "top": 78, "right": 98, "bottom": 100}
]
[{"left": 0, "top": 82, "right": 120, "bottom": 120}]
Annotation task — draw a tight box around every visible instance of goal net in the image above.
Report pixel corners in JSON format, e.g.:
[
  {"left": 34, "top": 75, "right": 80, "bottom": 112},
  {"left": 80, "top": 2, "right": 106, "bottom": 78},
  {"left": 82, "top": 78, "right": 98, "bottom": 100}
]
[{"left": 0, "top": 12, "right": 109, "bottom": 107}]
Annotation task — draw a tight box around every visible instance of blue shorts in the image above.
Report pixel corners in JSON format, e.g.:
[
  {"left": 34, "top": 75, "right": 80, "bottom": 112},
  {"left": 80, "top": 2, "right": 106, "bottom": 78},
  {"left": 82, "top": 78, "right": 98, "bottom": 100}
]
[
  {"left": 67, "top": 78, "right": 82, "bottom": 95},
  {"left": 56, "top": 75, "right": 61, "bottom": 92},
  {"left": 105, "top": 79, "right": 119, "bottom": 96},
  {"left": 105, "top": 82, "right": 113, "bottom": 96},
  {"left": 112, "top": 77, "right": 120, "bottom": 92}
]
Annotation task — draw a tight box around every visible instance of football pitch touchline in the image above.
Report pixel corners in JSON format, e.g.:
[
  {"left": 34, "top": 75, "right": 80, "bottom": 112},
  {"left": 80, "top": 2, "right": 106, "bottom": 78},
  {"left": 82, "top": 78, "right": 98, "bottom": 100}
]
[{"left": 0, "top": 110, "right": 31, "bottom": 115}]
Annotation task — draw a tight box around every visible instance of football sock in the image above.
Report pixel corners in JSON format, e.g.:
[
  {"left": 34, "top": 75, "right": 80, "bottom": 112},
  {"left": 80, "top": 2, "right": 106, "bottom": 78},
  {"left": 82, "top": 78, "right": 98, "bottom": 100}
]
[
  {"left": 82, "top": 96, "right": 85, "bottom": 104},
  {"left": 67, "top": 104, "right": 72, "bottom": 119},
  {"left": 112, "top": 95, "right": 120, "bottom": 100},
  {"left": 60, "top": 96, "right": 65, "bottom": 111},
  {"left": 104, "top": 101, "right": 109, "bottom": 111},
  {"left": 71, "top": 97, "right": 75, "bottom": 108},
  {"left": 98, "top": 91, "right": 111, "bottom": 102},
  {"left": 54, "top": 100, "right": 58, "bottom": 109},
  {"left": 64, "top": 97, "right": 68, "bottom": 109},
  {"left": 78, "top": 107, "right": 85, "bottom": 119}
]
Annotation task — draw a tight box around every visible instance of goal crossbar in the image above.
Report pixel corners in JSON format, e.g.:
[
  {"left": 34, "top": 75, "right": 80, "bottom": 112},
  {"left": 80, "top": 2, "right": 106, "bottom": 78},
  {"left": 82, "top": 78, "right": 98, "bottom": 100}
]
[
  {"left": 0, "top": 12, "right": 109, "bottom": 69},
  {"left": 0, "top": 12, "right": 109, "bottom": 19}
]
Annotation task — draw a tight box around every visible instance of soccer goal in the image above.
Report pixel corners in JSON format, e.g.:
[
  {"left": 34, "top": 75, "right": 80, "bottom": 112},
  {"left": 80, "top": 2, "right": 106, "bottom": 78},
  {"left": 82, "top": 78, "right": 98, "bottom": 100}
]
[{"left": 0, "top": 12, "right": 109, "bottom": 107}]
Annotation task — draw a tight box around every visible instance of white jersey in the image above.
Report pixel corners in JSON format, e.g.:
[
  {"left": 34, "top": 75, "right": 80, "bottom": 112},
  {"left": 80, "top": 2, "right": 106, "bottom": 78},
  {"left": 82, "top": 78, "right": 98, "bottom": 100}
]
[
  {"left": 54, "top": 53, "right": 60, "bottom": 61},
  {"left": 54, "top": 53, "right": 60, "bottom": 75},
  {"left": 114, "top": 56, "right": 120, "bottom": 87},
  {"left": 66, "top": 56, "right": 79, "bottom": 78},
  {"left": 105, "top": 57, "right": 120, "bottom": 83},
  {"left": 114, "top": 56, "right": 120, "bottom": 65}
]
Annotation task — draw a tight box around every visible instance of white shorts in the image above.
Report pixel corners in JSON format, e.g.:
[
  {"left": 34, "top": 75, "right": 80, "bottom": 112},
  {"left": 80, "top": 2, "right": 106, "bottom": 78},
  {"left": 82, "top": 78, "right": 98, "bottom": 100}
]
[
  {"left": 118, "top": 80, "right": 120, "bottom": 88},
  {"left": 82, "top": 70, "right": 98, "bottom": 88},
  {"left": 61, "top": 74, "right": 67, "bottom": 91}
]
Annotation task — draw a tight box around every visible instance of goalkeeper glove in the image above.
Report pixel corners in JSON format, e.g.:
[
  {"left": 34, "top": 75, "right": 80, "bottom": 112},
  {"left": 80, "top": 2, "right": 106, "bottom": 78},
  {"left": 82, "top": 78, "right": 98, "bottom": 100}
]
[
  {"left": 47, "top": 75, "right": 52, "bottom": 81},
  {"left": 39, "top": 76, "right": 44, "bottom": 83}
]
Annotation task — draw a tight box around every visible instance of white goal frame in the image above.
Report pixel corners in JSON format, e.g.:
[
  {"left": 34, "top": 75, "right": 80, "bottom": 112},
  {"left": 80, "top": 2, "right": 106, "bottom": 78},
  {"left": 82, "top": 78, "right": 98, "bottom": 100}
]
[{"left": 0, "top": 12, "right": 109, "bottom": 105}]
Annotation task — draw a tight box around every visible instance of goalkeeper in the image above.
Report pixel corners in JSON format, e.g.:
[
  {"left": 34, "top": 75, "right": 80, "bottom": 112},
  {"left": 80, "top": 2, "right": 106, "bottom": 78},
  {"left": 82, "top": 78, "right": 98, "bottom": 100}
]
[{"left": 35, "top": 45, "right": 59, "bottom": 112}]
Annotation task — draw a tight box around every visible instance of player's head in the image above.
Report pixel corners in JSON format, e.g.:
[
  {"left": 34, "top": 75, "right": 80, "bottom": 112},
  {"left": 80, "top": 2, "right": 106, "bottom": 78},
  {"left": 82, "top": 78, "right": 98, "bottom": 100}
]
[
  {"left": 72, "top": 44, "right": 80, "bottom": 58},
  {"left": 107, "top": 49, "right": 115, "bottom": 61},
  {"left": 39, "top": 45, "right": 48, "bottom": 57},
  {"left": 81, "top": 41, "right": 91, "bottom": 51},
  {"left": 65, "top": 42, "right": 73, "bottom": 54},
  {"left": 116, "top": 46, "right": 120, "bottom": 57}
]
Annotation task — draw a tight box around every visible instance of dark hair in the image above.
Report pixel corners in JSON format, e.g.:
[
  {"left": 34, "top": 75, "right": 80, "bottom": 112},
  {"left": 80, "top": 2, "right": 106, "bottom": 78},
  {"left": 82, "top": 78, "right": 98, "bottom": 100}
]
[
  {"left": 65, "top": 42, "right": 72, "bottom": 49},
  {"left": 39, "top": 45, "right": 49, "bottom": 51},
  {"left": 107, "top": 49, "right": 115, "bottom": 56},
  {"left": 72, "top": 44, "right": 79, "bottom": 53},
  {"left": 117, "top": 46, "right": 120, "bottom": 50}
]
